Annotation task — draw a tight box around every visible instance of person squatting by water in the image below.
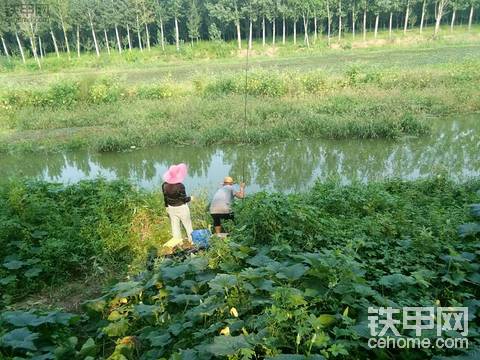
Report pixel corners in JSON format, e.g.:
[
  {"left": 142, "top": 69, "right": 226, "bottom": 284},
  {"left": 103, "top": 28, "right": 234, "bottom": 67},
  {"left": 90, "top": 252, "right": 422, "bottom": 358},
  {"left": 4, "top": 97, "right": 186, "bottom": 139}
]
[
  {"left": 210, "top": 176, "right": 245, "bottom": 234},
  {"left": 162, "top": 163, "right": 194, "bottom": 250}
]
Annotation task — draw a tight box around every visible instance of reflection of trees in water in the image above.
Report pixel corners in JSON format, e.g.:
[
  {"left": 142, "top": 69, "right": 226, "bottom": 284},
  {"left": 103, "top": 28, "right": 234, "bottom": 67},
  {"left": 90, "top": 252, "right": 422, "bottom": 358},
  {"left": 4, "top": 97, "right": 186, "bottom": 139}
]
[
  {"left": 89, "top": 145, "right": 215, "bottom": 180},
  {"left": 222, "top": 142, "right": 323, "bottom": 192},
  {"left": 1, "top": 118, "right": 479, "bottom": 190}
]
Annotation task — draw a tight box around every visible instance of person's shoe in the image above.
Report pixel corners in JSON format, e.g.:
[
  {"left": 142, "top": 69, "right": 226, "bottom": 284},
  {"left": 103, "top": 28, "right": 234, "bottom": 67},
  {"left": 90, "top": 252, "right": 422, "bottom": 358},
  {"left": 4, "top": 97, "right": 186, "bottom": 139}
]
[
  {"left": 180, "top": 241, "right": 195, "bottom": 251},
  {"left": 160, "top": 246, "right": 174, "bottom": 256}
]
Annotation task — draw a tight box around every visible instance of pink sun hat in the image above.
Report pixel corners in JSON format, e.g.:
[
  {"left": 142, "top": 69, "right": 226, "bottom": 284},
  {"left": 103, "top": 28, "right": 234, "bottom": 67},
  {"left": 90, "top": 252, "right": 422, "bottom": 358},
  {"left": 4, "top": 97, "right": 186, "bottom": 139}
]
[{"left": 163, "top": 163, "right": 188, "bottom": 184}]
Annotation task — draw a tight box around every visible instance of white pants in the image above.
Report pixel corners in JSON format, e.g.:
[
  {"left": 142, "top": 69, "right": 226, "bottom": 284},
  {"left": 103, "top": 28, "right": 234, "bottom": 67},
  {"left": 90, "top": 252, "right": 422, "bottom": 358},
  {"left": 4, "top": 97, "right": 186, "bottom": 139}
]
[{"left": 166, "top": 204, "right": 193, "bottom": 247}]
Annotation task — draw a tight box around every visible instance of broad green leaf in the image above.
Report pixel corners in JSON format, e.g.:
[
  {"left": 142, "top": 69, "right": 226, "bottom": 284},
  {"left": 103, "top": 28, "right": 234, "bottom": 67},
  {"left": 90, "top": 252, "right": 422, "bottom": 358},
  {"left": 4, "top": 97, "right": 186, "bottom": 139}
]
[
  {"left": 459, "top": 223, "right": 480, "bottom": 238},
  {"left": 79, "top": 338, "right": 98, "bottom": 357},
  {"left": 134, "top": 304, "right": 161, "bottom": 317},
  {"left": 0, "top": 275, "right": 16, "bottom": 285},
  {"left": 276, "top": 263, "right": 308, "bottom": 281},
  {"left": 208, "top": 274, "right": 238, "bottom": 292},
  {"left": 108, "top": 311, "right": 123, "bottom": 321},
  {"left": 24, "top": 267, "right": 42, "bottom": 278},
  {"left": 161, "top": 264, "right": 189, "bottom": 280},
  {"left": 110, "top": 281, "right": 143, "bottom": 298},
  {"left": 329, "top": 343, "right": 348, "bottom": 356},
  {"left": 31, "top": 230, "right": 48, "bottom": 239},
  {"left": 469, "top": 204, "right": 480, "bottom": 218},
  {"left": 146, "top": 332, "right": 171, "bottom": 347},
  {"left": 246, "top": 254, "right": 275, "bottom": 267},
  {"left": 103, "top": 318, "right": 130, "bottom": 337},
  {"left": 318, "top": 314, "right": 336, "bottom": 327},
  {"left": 187, "top": 257, "right": 209, "bottom": 272},
  {"left": 84, "top": 298, "right": 107, "bottom": 313},
  {"left": 3, "top": 260, "right": 25, "bottom": 270},
  {"left": 207, "top": 335, "right": 252, "bottom": 356},
  {"left": 175, "top": 349, "right": 198, "bottom": 360},
  {"left": 266, "top": 355, "right": 325, "bottom": 360},
  {"left": 0, "top": 328, "right": 38, "bottom": 351},
  {"left": 42, "top": 311, "right": 78, "bottom": 325},
  {"left": 378, "top": 273, "right": 415, "bottom": 288},
  {"left": 2, "top": 311, "right": 39, "bottom": 327}
]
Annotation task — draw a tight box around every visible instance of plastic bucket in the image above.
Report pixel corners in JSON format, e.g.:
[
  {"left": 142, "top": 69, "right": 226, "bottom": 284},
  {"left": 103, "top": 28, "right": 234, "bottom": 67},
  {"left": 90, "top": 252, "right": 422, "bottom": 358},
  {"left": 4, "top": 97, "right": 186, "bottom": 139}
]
[{"left": 191, "top": 229, "right": 211, "bottom": 249}]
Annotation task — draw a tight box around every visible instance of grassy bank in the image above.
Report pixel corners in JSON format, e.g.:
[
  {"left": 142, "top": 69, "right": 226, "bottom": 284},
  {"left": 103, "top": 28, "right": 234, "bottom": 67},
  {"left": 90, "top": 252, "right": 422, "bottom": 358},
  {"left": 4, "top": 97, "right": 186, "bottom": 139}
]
[
  {"left": 1, "top": 57, "right": 479, "bottom": 153},
  {"left": 0, "top": 177, "right": 479, "bottom": 359}
]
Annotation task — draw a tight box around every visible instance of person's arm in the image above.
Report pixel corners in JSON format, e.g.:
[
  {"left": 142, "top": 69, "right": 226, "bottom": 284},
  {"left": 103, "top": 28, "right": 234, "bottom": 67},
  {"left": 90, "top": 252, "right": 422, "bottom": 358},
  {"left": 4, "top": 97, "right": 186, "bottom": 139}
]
[
  {"left": 162, "top": 183, "right": 168, "bottom": 207},
  {"left": 178, "top": 183, "right": 191, "bottom": 203},
  {"left": 234, "top": 183, "right": 245, "bottom": 199}
]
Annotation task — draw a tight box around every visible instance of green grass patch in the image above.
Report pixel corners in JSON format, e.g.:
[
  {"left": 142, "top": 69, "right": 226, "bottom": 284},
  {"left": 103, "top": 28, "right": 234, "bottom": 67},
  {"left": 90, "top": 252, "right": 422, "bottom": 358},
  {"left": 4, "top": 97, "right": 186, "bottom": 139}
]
[{"left": 3, "top": 59, "right": 480, "bottom": 152}]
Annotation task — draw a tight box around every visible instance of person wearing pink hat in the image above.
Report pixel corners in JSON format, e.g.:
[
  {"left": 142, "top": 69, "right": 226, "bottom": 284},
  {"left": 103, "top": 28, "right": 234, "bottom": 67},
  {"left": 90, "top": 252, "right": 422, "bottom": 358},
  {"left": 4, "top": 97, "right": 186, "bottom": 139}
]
[{"left": 161, "top": 163, "right": 194, "bottom": 250}]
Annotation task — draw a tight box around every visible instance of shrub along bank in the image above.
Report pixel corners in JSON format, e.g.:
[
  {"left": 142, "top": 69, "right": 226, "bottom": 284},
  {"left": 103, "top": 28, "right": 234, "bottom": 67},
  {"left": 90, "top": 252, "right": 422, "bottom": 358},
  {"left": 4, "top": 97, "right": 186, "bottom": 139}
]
[{"left": 0, "top": 177, "right": 479, "bottom": 359}]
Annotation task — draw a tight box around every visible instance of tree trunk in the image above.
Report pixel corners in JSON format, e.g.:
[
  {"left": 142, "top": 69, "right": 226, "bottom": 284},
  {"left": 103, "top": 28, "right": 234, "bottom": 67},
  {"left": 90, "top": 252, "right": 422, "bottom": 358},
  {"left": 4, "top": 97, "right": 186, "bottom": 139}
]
[
  {"left": 28, "top": 34, "right": 41, "bottom": 68},
  {"left": 159, "top": 18, "right": 165, "bottom": 50},
  {"left": 374, "top": 15, "right": 379, "bottom": 38},
  {"left": 389, "top": 12, "right": 393, "bottom": 39},
  {"left": 450, "top": 9, "right": 456, "bottom": 31},
  {"left": 327, "top": 1, "right": 331, "bottom": 45},
  {"left": 272, "top": 19, "right": 276, "bottom": 45},
  {"left": 127, "top": 24, "right": 132, "bottom": 51},
  {"left": 76, "top": 25, "right": 80, "bottom": 58},
  {"left": 352, "top": 4, "right": 356, "bottom": 39},
  {"left": 303, "top": 15, "right": 310, "bottom": 47},
  {"left": 314, "top": 15, "right": 317, "bottom": 42},
  {"left": 420, "top": 0, "right": 426, "bottom": 33},
  {"left": 236, "top": 21, "right": 242, "bottom": 49},
  {"left": 468, "top": 5, "right": 474, "bottom": 30},
  {"left": 60, "top": 20, "right": 70, "bottom": 56},
  {"left": 137, "top": 16, "right": 143, "bottom": 51},
  {"left": 38, "top": 37, "right": 44, "bottom": 59},
  {"left": 282, "top": 16, "right": 286, "bottom": 44},
  {"left": 115, "top": 25, "right": 122, "bottom": 53},
  {"left": 404, "top": 1, "right": 410, "bottom": 34},
  {"left": 89, "top": 12, "right": 100, "bottom": 57},
  {"left": 1, "top": 36, "right": 10, "bottom": 58},
  {"left": 363, "top": 8, "right": 367, "bottom": 41},
  {"left": 435, "top": 0, "right": 447, "bottom": 35},
  {"left": 145, "top": 24, "right": 151, "bottom": 50},
  {"left": 338, "top": 0, "right": 342, "bottom": 40},
  {"left": 293, "top": 20, "right": 297, "bottom": 44},
  {"left": 104, "top": 29, "right": 110, "bottom": 55},
  {"left": 175, "top": 16, "right": 180, "bottom": 51},
  {"left": 50, "top": 29, "right": 60, "bottom": 57},
  {"left": 262, "top": 16, "right": 266, "bottom": 47},
  {"left": 249, "top": 19, "right": 252, "bottom": 49},
  {"left": 15, "top": 31, "right": 26, "bottom": 64}
]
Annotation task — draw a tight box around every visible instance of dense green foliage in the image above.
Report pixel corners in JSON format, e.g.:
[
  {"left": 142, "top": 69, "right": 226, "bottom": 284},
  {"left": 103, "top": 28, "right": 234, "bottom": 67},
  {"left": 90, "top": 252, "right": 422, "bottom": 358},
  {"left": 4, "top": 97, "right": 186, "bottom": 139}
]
[
  {"left": 1, "top": 178, "right": 479, "bottom": 359},
  {"left": 0, "top": 180, "right": 171, "bottom": 306}
]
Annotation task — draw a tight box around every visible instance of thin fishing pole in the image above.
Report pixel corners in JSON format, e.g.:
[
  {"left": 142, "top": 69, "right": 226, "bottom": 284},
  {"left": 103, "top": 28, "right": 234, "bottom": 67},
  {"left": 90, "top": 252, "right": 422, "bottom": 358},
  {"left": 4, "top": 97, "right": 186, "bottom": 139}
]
[{"left": 242, "top": 29, "right": 250, "bottom": 184}]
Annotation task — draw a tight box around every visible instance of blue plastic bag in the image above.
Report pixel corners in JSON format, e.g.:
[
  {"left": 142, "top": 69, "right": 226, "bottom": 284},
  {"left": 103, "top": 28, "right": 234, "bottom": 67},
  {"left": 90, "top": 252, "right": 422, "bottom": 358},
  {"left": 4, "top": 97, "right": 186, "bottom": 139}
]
[{"left": 191, "top": 229, "right": 211, "bottom": 249}]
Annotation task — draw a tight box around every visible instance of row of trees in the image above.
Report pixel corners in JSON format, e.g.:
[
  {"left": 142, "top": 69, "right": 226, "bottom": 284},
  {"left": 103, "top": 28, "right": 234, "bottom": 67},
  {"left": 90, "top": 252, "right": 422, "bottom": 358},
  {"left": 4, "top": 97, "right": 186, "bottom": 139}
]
[{"left": 0, "top": 0, "right": 478, "bottom": 65}]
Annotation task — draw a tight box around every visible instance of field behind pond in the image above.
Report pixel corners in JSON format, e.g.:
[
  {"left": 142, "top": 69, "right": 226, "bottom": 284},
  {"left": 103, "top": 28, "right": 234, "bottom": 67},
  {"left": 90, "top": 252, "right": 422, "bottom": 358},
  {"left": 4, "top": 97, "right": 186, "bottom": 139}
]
[{"left": 1, "top": 28, "right": 480, "bottom": 153}]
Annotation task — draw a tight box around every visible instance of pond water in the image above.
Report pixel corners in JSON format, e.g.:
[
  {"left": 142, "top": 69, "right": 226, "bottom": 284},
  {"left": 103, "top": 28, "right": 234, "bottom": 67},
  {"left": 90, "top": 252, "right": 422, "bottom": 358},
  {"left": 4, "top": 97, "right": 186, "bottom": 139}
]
[{"left": 1, "top": 115, "right": 479, "bottom": 195}]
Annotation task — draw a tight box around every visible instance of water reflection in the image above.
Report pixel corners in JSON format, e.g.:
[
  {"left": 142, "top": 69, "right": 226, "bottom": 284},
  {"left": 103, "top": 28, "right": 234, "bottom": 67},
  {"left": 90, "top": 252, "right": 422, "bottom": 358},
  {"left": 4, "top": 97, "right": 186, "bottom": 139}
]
[{"left": 1, "top": 117, "right": 479, "bottom": 194}]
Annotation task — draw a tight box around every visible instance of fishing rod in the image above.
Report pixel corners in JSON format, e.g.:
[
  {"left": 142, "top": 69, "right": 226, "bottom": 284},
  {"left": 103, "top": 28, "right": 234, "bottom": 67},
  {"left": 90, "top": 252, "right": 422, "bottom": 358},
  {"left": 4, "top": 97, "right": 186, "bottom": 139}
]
[{"left": 242, "top": 30, "right": 250, "bottom": 186}]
